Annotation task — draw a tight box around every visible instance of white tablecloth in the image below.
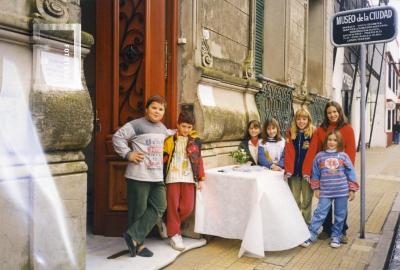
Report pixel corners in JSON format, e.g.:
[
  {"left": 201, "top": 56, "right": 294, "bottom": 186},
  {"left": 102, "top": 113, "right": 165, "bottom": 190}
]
[{"left": 194, "top": 166, "right": 310, "bottom": 257}]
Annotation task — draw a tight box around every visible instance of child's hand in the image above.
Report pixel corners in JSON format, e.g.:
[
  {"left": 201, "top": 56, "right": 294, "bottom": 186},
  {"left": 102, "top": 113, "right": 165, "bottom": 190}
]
[
  {"left": 314, "top": 190, "right": 320, "bottom": 199},
  {"left": 284, "top": 173, "right": 289, "bottom": 182},
  {"left": 303, "top": 175, "right": 310, "bottom": 183},
  {"left": 197, "top": 181, "right": 205, "bottom": 191},
  {"left": 271, "top": 164, "right": 283, "bottom": 171},
  {"left": 128, "top": 151, "right": 145, "bottom": 163},
  {"left": 348, "top": 191, "right": 355, "bottom": 201}
]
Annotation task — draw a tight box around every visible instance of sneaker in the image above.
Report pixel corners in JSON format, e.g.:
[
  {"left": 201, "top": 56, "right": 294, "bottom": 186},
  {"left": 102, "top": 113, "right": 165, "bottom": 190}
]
[
  {"left": 170, "top": 234, "right": 185, "bottom": 251},
  {"left": 318, "top": 231, "right": 330, "bottom": 240},
  {"left": 340, "top": 235, "right": 349, "bottom": 244},
  {"left": 301, "top": 239, "right": 313, "bottom": 248},
  {"left": 330, "top": 238, "right": 341, "bottom": 248},
  {"left": 157, "top": 221, "right": 168, "bottom": 239}
]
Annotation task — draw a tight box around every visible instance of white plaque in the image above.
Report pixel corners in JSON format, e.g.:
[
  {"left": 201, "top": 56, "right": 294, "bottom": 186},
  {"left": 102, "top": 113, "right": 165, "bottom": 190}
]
[
  {"left": 198, "top": 84, "right": 216, "bottom": 106},
  {"left": 40, "top": 50, "right": 82, "bottom": 90}
]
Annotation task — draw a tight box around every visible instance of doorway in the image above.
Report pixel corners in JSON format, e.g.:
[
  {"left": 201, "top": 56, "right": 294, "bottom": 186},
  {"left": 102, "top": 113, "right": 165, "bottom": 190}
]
[{"left": 89, "top": 0, "right": 178, "bottom": 236}]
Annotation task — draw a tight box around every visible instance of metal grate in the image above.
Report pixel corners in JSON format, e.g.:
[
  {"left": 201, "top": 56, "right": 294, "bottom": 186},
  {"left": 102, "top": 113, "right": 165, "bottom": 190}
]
[
  {"left": 308, "top": 94, "right": 329, "bottom": 127},
  {"left": 255, "top": 77, "right": 294, "bottom": 135}
]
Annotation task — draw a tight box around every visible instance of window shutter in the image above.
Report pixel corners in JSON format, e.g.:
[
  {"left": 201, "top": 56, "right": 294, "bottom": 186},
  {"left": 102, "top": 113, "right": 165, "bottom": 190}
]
[{"left": 255, "top": 0, "right": 264, "bottom": 75}]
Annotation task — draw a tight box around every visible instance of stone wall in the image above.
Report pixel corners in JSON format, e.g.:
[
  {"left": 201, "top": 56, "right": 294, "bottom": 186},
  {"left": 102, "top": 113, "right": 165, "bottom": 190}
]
[
  {"left": 180, "top": 0, "right": 261, "bottom": 167},
  {"left": 0, "top": 0, "right": 93, "bottom": 269}
]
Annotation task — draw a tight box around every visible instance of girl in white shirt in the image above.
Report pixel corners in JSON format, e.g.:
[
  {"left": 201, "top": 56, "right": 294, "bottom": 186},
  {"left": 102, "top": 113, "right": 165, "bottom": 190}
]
[{"left": 258, "top": 118, "right": 285, "bottom": 171}]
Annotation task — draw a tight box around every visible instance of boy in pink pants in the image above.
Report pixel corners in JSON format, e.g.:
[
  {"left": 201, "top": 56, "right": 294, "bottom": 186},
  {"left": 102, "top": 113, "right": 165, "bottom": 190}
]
[{"left": 163, "top": 111, "right": 205, "bottom": 250}]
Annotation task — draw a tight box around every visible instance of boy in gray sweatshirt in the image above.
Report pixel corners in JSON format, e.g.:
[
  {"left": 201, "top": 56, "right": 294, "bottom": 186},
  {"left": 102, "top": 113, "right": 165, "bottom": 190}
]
[{"left": 112, "top": 95, "right": 172, "bottom": 257}]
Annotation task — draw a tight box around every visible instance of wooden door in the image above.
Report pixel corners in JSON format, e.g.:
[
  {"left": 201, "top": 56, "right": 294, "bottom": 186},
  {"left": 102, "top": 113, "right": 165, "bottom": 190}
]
[{"left": 93, "top": 0, "right": 178, "bottom": 236}]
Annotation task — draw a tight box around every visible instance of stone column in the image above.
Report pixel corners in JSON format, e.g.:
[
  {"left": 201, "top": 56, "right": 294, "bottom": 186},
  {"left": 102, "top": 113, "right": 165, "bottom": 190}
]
[{"left": 0, "top": 1, "right": 94, "bottom": 269}]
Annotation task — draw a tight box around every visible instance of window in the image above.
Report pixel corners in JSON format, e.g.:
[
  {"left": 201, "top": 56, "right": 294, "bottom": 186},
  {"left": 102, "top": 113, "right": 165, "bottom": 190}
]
[
  {"left": 263, "top": 0, "right": 286, "bottom": 81},
  {"left": 393, "top": 110, "right": 396, "bottom": 127},
  {"left": 389, "top": 63, "right": 392, "bottom": 88},
  {"left": 387, "top": 109, "right": 392, "bottom": 132},
  {"left": 254, "top": 0, "right": 264, "bottom": 76}
]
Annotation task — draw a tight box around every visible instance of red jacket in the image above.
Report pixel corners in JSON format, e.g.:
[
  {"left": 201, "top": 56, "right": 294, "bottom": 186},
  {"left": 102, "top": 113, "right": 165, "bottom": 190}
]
[
  {"left": 284, "top": 130, "right": 314, "bottom": 176},
  {"left": 302, "top": 123, "right": 356, "bottom": 177}
]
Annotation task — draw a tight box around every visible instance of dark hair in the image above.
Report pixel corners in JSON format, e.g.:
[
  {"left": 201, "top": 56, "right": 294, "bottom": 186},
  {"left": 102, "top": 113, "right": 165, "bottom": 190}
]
[
  {"left": 262, "top": 118, "right": 282, "bottom": 143},
  {"left": 320, "top": 100, "right": 348, "bottom": 129},
  {"left": 145, "top": 95, "right": 167, "bottom": 109},
  {"left": 178, "top": 111, "right": 195, "bottom": 125},
  {"left": 323, "top": 130, "right": 344, "bottom": 151},
  {"left": 244, "top": 120, "right": 261, "bottom": 140}
]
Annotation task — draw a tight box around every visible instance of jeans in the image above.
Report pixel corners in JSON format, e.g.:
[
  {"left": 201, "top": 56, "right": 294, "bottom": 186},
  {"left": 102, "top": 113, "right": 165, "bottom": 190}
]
[
  {"left": 322, "top": 207, "right": 348, "bottom": 235},
  {"left": 309, "top": 196, "right": 348, "bottom": 241},
  {"left": 126, "top": 179, "right": 167, "bottom": 244}
]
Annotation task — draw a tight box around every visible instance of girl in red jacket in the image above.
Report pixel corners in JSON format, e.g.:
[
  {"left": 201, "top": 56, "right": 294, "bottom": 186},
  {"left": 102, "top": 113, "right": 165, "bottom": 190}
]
[
  {"left": 302, "top": 100, "right": 356, "bottom": 243},
  {"left": 284, "top": 108, "right": 315, "bottom": 224}
]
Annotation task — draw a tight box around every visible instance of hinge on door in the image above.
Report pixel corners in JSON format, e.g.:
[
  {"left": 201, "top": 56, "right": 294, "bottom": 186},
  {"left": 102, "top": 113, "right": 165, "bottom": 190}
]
[
  {"left": 95, "top": 109, "right": 101, "bottom": 133},
  {"left": 165, "top": 40, "right": 169, "bottom": 79}
]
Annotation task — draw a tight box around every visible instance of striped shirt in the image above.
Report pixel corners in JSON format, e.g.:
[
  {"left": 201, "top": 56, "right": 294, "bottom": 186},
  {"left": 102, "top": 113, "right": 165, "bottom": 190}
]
[{"left": 310, "top": 150, "right": 358, "bottom": 198}]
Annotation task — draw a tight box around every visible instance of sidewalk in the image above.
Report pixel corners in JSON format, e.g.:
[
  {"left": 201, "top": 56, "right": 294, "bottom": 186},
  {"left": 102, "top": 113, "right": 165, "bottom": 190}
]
[{"left": 165, "top": 145, "right": 400, "bottom": 270}]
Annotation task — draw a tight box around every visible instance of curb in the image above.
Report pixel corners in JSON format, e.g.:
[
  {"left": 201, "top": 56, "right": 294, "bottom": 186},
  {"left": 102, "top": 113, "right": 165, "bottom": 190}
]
[{"left": 368, "top": 192, "right": 400, "bottom": 270}]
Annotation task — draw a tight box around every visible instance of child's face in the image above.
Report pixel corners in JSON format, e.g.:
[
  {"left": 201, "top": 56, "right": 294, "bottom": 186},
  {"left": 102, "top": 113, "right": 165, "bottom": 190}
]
[
  {"left": 267, "top": 125, "right": 277, "bottom": 138},
  {"left": 327, "top": 134, "right": 338, "bottom": 150},
  {"left": 146, "top": 102, "right": 165, "bottom": 123},
  {"left": 248, "top": 124, "right": 261, "bottom": 139},
  {"left": 326, "top": 106, "right": 339, "bottom": 124},
  {"left": 177, "top": 122, "right": 193, "bottom": 137},
  {"left": 296, "top": 116, "right": 308, "bottom": 130}
]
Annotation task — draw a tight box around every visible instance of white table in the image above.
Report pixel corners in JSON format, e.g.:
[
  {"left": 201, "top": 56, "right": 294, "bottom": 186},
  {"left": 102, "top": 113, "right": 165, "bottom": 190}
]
[{"left": 194, "top": 166, "right": 310, "bottom": 257}]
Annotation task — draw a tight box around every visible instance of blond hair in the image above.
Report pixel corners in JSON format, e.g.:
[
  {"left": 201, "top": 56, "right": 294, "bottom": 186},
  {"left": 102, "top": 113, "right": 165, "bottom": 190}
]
[{"left": 290, "top": 108, "right": 315, "bottom": 140}]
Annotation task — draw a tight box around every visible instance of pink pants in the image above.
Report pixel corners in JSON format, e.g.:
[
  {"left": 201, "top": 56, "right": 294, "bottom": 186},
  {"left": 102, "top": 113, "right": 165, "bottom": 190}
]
[{"left": 166, "top": 182, "right": 195, "bottom": 237}]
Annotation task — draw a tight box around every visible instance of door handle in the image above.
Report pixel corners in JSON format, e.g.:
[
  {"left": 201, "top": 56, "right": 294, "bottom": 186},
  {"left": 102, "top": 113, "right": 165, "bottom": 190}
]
[{"left": 95, "top": 110, "right": 101, "bottom": 133}]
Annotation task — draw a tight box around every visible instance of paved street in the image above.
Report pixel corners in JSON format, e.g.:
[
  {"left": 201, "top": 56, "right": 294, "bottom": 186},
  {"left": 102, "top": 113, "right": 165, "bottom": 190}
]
[{"left": 165, "top": 145, "right": 400, "bottom": 270}]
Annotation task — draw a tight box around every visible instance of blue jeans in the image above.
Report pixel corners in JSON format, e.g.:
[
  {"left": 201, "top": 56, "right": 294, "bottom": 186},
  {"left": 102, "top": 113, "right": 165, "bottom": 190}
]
[
  {"left": 309, "top": 197, "right": 348, "bottom": 241},
  {"left": 322, "top": 207, "right": 348, "bottom": 235}
]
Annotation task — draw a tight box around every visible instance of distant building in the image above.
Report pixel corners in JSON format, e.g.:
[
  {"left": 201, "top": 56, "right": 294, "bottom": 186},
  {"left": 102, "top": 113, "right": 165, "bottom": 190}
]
[{"left": 331, "top": 0, "right": 399, "bottom": 148}]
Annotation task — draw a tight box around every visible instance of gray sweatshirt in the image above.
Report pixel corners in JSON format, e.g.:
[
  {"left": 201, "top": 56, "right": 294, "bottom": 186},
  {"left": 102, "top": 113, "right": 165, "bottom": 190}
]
[{"left": 112, "top": 117, "right": 172, "bottom": 182}]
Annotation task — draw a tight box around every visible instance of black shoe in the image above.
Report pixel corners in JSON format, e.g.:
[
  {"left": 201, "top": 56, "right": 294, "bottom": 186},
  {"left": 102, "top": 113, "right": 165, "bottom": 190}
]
[
  {"left": 122, "top": 232, "right": 137, "bottom": 257},
  {"left": 318, "top": 231, "right": 330, "bottom": 240},
  {"left": 340, "top": 235, "right": 349, "bottom": 244},
  {"left": 137, "top": 246, "right": 154, "bottom": 257}
]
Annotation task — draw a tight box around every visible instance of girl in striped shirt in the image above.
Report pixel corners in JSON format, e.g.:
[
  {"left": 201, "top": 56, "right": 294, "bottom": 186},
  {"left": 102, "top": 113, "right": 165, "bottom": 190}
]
[{"left": 301, "top": 130, "right": 358, "bottom": 248}]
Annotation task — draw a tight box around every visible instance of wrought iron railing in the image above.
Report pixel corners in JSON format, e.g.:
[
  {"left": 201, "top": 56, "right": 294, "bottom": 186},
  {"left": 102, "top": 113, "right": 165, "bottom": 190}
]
[
  {"left": 308, "top": 94, "right": 329, "bottom": 127},
  {"left": 255, "top": 76, "right": 294, "bottom": 135}
]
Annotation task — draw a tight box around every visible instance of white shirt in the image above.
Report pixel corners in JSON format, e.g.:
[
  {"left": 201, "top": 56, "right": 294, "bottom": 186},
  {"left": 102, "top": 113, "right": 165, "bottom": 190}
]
[
  {"left": 166, "top": 136, "right": 195, "bottom": 184},
  {"left": 248, "top": 140, "right": 259, "bottom": 164}
]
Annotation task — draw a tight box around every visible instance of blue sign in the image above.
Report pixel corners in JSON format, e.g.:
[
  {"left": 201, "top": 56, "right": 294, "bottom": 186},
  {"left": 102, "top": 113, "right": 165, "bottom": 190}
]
[{"left": 331, "top": 6, "right": 397, "bottom": 46}]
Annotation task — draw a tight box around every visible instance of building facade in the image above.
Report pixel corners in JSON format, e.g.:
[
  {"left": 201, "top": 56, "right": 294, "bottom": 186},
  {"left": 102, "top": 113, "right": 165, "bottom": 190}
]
[{"left": 0, "top": 0, "right": 336, "bottom": 268}]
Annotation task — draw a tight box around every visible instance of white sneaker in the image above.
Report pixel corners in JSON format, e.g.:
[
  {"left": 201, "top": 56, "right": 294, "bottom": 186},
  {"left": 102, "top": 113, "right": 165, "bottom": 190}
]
[
  {"left": 157, "top": 221, "right": 168, "bottom": 239},
  {"left": 330, "top": 238, "right": 341, "bottom": 248},
  {"left": 170, "top": 234, "right": 185, "bottom": 251},
  {"left": 301, "top": 239, "right": 313, "bottom": 248}
]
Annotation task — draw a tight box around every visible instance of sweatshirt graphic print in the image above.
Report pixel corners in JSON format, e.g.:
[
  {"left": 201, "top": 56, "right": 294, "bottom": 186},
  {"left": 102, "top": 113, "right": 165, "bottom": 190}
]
[{"left": 310, "top": 150, "right": 359, "bottom": 198}]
